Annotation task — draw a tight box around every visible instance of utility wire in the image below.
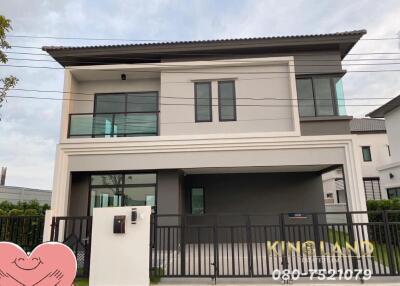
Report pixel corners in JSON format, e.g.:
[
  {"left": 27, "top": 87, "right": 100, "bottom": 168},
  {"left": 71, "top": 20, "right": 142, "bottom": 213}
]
[
  {"left": 4, "top": 94, "right": 393, "bottom": 108},
  {"left": 2, "top": 63, "right": 400, "bottom": 74},
  {"left": 5, "top": 53, "right": 400, "bottom": 64},
  {"left": 6, "top": 88, "right": 396, "bottom": 102},
  {"left": 6, "top": 50, "right": 400, "bottom": 61},
  {"left": 6, "top": 35, "right": 400, "bottom": 50},
  {"left": 6, "top": 57, "right": 400, "bottom": 68},
  {"left": 6, "top": 34, "right": 400, "bottom": 42}
]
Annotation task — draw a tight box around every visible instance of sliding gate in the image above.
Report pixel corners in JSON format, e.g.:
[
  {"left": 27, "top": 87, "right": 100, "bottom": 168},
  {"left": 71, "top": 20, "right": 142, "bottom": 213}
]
[{"left": 150, "top": 212, "right": 400, "bottom": 279}]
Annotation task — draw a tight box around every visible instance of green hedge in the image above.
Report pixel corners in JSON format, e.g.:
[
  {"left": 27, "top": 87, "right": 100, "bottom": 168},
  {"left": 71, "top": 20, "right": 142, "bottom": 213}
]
[
  {"left": 367, "top": 199, "right": 400, "bottom": 222},
  {"left": 0, "top": 200, "right": 50, "bottom": 216}
]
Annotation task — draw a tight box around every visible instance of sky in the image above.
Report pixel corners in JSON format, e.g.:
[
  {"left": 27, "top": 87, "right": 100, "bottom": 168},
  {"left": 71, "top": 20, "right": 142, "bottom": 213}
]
[{"left": 0, "top": 0, "right": 399, "bottom": 190}]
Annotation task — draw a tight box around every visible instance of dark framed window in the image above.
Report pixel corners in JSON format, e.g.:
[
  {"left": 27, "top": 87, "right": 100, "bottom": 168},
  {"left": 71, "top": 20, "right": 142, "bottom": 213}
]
[
  {"left": 89, "top": 172, "right": 157, "bottom": 215},
  {"left": 296, "top": 76, "right": 340, "bottom": 117},
  {"left": 191, "top": 187, "right": 204, "bottom": 214},
  {"left": 387, "top": 188, "right": 400, "bottom": 199},
  {"left": 218, "top": 81, "right": 236, "bottom": 121},
  {"left": 94, "top": 92, "right": 159, "bottom": 113},
  {"left": 363, "top": 177, "right": 381, "bottom": 201},
  {"left": 194, "top": 82, "right": 212, "bottom": 122},
  {"left": 86, "top": 92, "right": 159, "bottom": 138},
  {"left": 362, "top": 146, "right": 372, "bottom": 162}
]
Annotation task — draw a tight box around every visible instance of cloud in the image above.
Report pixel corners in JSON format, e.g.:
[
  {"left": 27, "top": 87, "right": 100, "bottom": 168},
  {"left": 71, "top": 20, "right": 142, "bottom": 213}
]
[{"left": 0, "top": 0, "right": 399, "bottom": 189}]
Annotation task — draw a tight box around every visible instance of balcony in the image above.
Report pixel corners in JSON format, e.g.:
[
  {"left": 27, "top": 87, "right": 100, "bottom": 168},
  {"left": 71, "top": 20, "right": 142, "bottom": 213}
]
[{"left": 68, "top": 112, "right": 158, "bottom": 138}]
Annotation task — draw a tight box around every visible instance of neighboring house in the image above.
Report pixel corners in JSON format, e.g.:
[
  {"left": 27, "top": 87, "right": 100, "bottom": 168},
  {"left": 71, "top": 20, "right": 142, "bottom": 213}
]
[
  {"left": 323, "top": 118, "right": 390, "bottom": 207},
  {"left": 0, "top": 185, "right": 51, "bottom": 205},
  {"left": 43, "top": 30, "right": 368, "bottom": 220},
  {"left": 368, "top": 94, "right": 400, "bottom": 199}
]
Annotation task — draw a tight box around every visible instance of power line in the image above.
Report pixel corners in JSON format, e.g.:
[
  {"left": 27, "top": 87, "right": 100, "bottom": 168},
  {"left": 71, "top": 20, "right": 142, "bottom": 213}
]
[
  {"left": 2, "top": 63, "right": 400, "bottom": 74},
  {"left": 6, "top": 57, "right": 400, "bottom": 68},
  {"left": 6, "top": 50, "right": 400, "bottom": 61},
  {"left": 4, "top": 94, "right": 392, "bottom": 107},
  {"left": 4, "top": 52, "right": 400, "bottom": 64},
  {"left": 7, "top": 35, "right": 163, "bottom": 42},
  {"left": 5, "top": 34, "right": 400, "bottom": 44},
  {"left": 7, "top": 88, "right": 396, "bottom": 102},
  {"left": 8, "top": 44, "right": 400, "bottom": 59}
]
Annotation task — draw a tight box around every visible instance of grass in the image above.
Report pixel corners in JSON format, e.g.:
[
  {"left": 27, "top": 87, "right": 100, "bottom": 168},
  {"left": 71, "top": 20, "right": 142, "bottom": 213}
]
[
  {"left": 74, "top": 278, "right": 89, "bottom": 286},
  {"left": 327, "top": 228, "right": 400, "bottom": 269}
]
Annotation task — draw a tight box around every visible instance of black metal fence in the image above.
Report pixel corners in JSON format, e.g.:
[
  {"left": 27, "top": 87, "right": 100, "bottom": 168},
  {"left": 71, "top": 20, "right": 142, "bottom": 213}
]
[
  {"left": 150, "top": 211, "right": 400, "bottom": 279},
  {"left": 0, "top": 216, "right": 44, "bottom": 252},
  {"left": 50, "top": 216, "right": 92, "bottom": 278}
]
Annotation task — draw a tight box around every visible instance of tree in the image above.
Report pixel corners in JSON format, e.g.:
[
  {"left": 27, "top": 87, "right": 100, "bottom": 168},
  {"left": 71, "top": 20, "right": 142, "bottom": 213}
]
[{"left": 0, "top": 15, "right": 18, "bottom": 117}]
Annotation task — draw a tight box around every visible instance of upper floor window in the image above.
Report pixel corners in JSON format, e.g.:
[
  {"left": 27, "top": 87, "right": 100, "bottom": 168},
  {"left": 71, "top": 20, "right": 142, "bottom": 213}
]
[
  {"left": 218, "top": 81, "right": 236, "bottom": 121},
  {"left": 194, "top": 82, "right": 212, "bottom": 122},
  {"left": 68, "top": 92, "right": 159, "bottom": 138},
  {"left": 296, "top": 76, "right": 342, "bottom": 117},
  {"left": 95, "top": 92, "right": 158, "bottom": 113},
  {"left": 362, "top": 146, "right": 372, "bottom": 162}
]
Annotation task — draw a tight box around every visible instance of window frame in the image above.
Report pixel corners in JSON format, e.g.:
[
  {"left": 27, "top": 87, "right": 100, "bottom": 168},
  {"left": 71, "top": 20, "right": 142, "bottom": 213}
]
[
  {"left": 218, "top": 80, "right": 237, "bottom": 122},
  {"left": 362, "top": 146, "right": 372, "bottom": 162},
  {"left": 87, "top": 171, "right": 158, "bottom": 216},
  {"left": 190, "top": 187, "right": 205, "bottom": 215},
  {"left": 94, "top": 91, "right": 160, "bottom": 114},
  {"left": 91, "top": 92, "right": 160, "bottom": 138},
  {"left": 296, "top": 75, "right": 340, "bottom": 117},
  {"left": 363, "top": 177, "right": 381, "bottom": 201},
  {"left": 387, "top": 188, "right": 400, "bottom": 200},
  {"left": 194, "top": 82, "right": 213, "bottom": 122}
]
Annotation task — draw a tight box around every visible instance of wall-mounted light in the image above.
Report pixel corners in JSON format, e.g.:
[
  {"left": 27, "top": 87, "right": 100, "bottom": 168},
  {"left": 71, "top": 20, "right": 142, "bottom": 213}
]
[
  {"left": 121, "top": 74, "right": 127, "bottom": 80},
  {"left": 390, "top": 173, "right": 395, "bottom": 179}
]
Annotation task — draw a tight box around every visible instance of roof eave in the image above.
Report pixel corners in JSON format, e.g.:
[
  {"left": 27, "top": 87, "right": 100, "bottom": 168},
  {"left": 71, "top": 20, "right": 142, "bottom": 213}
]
[
  {"left": 42, "top": 30, "right": 366, "bottom": 67},
  {"left": 367, "top": 95, "right": 400, "bottom": 118}
]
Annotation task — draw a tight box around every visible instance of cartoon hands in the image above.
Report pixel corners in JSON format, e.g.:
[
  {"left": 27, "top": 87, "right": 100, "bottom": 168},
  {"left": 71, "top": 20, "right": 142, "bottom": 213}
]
[
  {"left": 33, "top": 269, "right": 65, "bottom": 286},
  {"left": 0, "top": 269, "right": 24, "bottom": 286}
]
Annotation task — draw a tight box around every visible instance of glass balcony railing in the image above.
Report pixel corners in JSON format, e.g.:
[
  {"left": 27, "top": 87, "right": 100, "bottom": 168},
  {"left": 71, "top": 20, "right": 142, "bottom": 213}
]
[{"left": 68, "top": 112, "right": 159, "bottom": 138}]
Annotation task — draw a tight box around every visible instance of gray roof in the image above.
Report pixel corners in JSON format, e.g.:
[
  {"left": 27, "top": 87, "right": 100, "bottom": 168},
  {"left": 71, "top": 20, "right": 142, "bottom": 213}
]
[
  {"left": 42, "top": 30, "right": 366, "bottom": 67},
  {"left": 367, "top": 94, "right": 400, "bottom": 118},
  {"left": 42, "top": 30, "right": 366, "bottom": 51},
  {"left": 350, "top": 118, "right": 386, "bottom": 133}
]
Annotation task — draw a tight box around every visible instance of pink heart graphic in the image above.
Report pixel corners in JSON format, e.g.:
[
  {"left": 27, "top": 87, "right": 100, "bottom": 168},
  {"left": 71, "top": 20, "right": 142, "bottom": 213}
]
[{"left": 0, "top": 242, "right": 77, "bottom": 286}]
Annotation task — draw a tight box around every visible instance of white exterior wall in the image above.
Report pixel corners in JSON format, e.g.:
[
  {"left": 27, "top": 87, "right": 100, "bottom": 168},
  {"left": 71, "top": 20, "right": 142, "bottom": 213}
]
[
  {"left": 378, "top": 106, "right": 400, "bottom": 192},
  {"left": 353, "top": 133, "right": 390, "bottom": 178},
  {"left": 160, "top": 61, "right": 298, "bottom": 136},
  {"left": 385, "top": 106, "right": 400, "bottom": 162},
  {"left": 323, "top": 132, "right": 390, "bottom": 202},
  {"left": 61, "top": 57, "right": 300, "bottom": 141}
]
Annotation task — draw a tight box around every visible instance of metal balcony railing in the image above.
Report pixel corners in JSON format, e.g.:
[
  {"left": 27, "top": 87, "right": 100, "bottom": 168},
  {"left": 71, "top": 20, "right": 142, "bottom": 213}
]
[{"left": 68, "top": 112, "right": 159, "bottom": 138}]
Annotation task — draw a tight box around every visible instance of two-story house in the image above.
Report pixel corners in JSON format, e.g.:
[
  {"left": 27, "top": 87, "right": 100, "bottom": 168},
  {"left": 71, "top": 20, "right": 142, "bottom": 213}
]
[{"left": 43, "top": 30, "right": 367, "bottom": 223}]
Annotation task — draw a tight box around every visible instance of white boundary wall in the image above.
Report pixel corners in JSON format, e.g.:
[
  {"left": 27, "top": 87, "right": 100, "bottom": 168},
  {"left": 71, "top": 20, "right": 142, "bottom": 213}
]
[{"left": 89, "top": 206, "right": 151, "bottom": 286}]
